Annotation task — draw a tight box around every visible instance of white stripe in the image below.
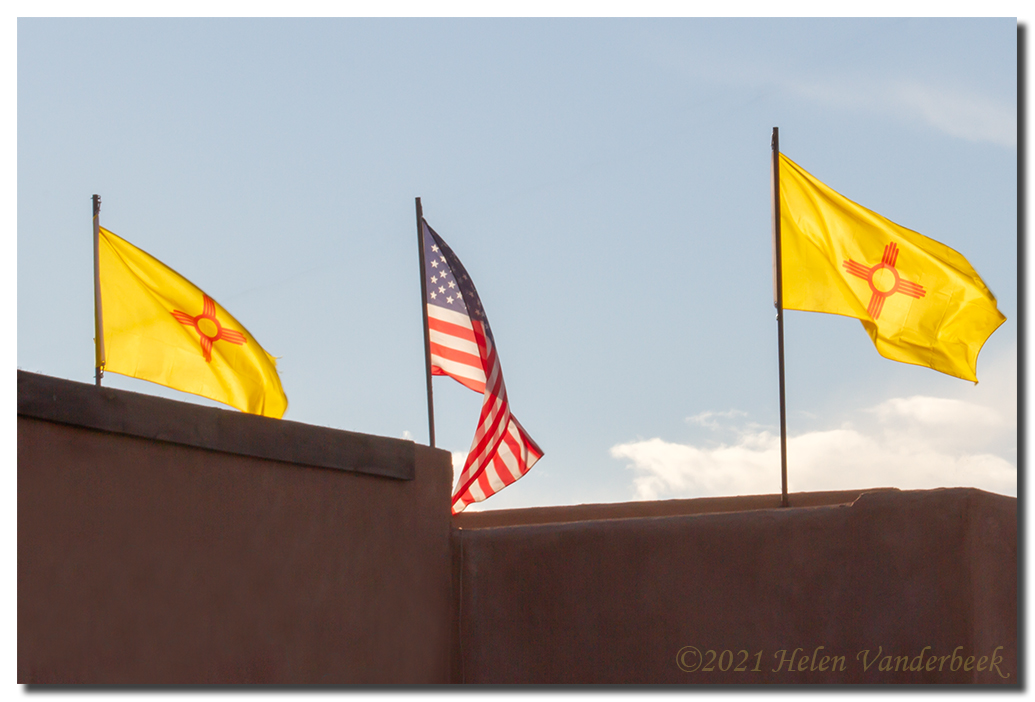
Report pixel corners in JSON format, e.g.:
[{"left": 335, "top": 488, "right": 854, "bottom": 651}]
[
  {"left": 467, "top": 480, "right": 486, "bottom": 502},
  {"left": 429, "top": 327, "right": 480, "bottom": 359},
  {"left": 511, "top": 417, "right": 542, "bottom": 460},
  {"left": 467, "top": 396, "right": 508, "bottom": 461},
  {"left": 514, "top": 421, "right": 536, "bottom": 464},
  {"left": 485, "top": 459, "right": 507, "bottom": 494},
  {"left": 480, "top": 325, "right": 495, "bottom": 356},
  {"left": 496, "top": 422, "right": 524, "bottom": 479},
  {"left": 455, "top": 397, "right": 507, "bottom": 488},
  {"left": 452, "top": 413, "right": 541, "bottom": 512},
  {"left": 467, "top": 419, "right": 509, "bottom": 478},
  {"left": 496, "top": 435, "right": 522, "bottom": 481},
  {"left": 431, "top": 357, "right": 486, "bottom": 385},
  {"left": 472, "top": 378, "right": 505, "bottom": 431},
  {"left": 427, "top": 303, "right": 474, "bottom": 329},
  {"left": 482, "top": 356, "right": 503, "bottom": 397},
  {"left": 427, "top": 303, "right": 486, "bottom": 387}
]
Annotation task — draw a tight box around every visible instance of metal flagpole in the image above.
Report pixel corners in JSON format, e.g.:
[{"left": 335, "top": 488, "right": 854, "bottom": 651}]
[
  {"left": 771, "top": 128, "right": 789, "bottom": 508},
  {"left": 415, "top": 197, "right": 436, "bottom": 448},
  {"left": 92, "top": 194, "right": 105, "bottom": 387}
]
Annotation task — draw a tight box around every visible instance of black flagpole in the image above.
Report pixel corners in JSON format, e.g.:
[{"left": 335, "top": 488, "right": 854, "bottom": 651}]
[
  {"left": 771, "top": 128, "right": 789, "bottom": 508},
  {"left": 416, "top": 197, "right": 436, "bottom": 448},
  {"left": 92, "top": 194, "right": 105, "bottom": 387}
]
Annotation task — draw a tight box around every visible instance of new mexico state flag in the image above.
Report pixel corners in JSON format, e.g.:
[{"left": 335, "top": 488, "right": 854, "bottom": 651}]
[
  {"left": 778, "top": 153, "right": 1005, "bottom": 382},
  {"left": 98, "top": 226, "right": 288, "bottom": 417}
]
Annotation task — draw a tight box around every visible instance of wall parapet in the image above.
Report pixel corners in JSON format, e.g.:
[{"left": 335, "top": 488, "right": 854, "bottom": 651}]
[
  {"left": 452, "top": 487, "right": 1017, "bottom": 684},
  {"left": 452, "top": 488, "right": 901, "bottom": 529},
  {"left": 19, "top": 371, "right": 454, "bottom": 683},
  {"left": 17, "top": 370, "right": 414, "bottom": 480}
]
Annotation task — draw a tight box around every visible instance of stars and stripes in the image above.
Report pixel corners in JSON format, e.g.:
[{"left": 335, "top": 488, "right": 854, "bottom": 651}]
[{"left": 421, "top": 219, "right": 543, "bottom": 514}]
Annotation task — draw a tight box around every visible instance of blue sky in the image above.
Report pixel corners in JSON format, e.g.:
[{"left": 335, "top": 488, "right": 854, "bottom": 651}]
[{"left": 15, "top": 16, "right": 1019, "bottom": 512}]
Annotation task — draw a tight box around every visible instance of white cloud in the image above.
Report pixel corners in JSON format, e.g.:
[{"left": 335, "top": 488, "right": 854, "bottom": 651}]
[
  {"left": 612, "top": 433, "right": 780, "bottom": 500},
  {"left": 890, "top": 80, "right": 1016, "bottom": 148},
  {"left": 612, "top": 393, "right": 1016, "bottom": 502},
  {"left": 686, "top": 408, "right": 748, "bottom": 430},
  {"left": 870, "top": 395, "right": 1000, "bottom": 427}
]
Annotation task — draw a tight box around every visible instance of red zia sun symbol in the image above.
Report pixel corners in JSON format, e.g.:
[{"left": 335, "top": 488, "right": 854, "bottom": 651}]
[
  {"left": 842, "top": 241, "right": 925, "bottom": 320},
  {"left": 171, "top": 294, "right": 247, "bottom": 362}
]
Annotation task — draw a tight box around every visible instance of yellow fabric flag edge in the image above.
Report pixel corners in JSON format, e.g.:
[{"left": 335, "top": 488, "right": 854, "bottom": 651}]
[
  {"left": 97, "top": 226, "right": 289, "bottom": 418},
  {"left": 777, "top": 153, "right": 1006, "bottom": 384},
  {"left": 862, "top": 310, "right": 1005, "bottom": 383}
]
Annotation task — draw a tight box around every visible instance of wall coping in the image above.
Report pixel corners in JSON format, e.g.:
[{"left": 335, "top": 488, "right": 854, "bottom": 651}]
[
  {"left": 17, "top": 370, "right": 416, "bottom": 480},
  {"left": 452, "top": 488, "right": 906, "bottom": 528}
]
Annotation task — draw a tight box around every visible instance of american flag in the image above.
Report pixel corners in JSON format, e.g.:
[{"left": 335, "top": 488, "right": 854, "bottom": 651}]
[{"left": 420, "top": 218, "right": 543, "bottom": 514}]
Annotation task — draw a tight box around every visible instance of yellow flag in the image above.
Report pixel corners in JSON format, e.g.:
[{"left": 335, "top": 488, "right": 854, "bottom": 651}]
[
  {"left": 97, "top": 226, "right": 288, "bottom": 417},
  {"left": 778, "top": 153, "right": 1005, "bottom": 382}
]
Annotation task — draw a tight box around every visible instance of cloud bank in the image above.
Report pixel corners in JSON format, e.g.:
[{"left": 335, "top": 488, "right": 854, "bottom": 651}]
[{"left": 612, "top": 392, "right": 1016, "bottom": 501}]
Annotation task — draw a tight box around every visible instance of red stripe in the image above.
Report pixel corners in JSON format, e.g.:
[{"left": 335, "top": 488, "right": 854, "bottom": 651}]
[
  {"left": 496, "top": 432, "right": 523, "bottom": 485},
  {"left": 899, "top": 281, "right": 925, "bottom": 298},
  {"left": 220, "top": 329, "right": 247, "bottom": 345},
  {"left": 489, "top": 454, "right": 513, "bottom": 489},
  {"left": 428, "top": 315, "right": 477, "bottom": 344},
  {"left": 451, "top": 411, "right": 544, "bottom": 509},
  {"left": 452, "top": 411, "right": 509, "bottom": 503},
  {"left": 452, "top": 416, "right": 538, "bottom": 510},
  {"left": 460, "top": 344, "right": 508, "bottom": 465},
  {"left": 452, "top": 492, "right": 473, "bottom": 514},
  {"left": 489, "top": 454, "right": 510, "bottom": 487},
  {"left": 842, "top": 260, "right": 870, "bottom": 279},
  {"left": 868, "top": 293, "right": 885, "bottom": 320},
  {"left": 463, "top": 368, "right": 507, "bottom": 463},
  {"left": 429, "top": 341, "right": 483, "bottom": 371},
  {"left": 452, "top": 398, "right": 506, "bottom": 494},
  {"left": 476, "top": 470, "right": 492, "bottom": 498},
  {"left": 514, "top": 418, "right": 544, "bottom": 460},
  {"left": 464, "top": 396, "right": 507, "bottom": 473},
  {"left": 171, "top": 311, "right": 194, "bottom": 325},
  {"left": 425, "top": 264, "right": 542, "bottom": 512}
]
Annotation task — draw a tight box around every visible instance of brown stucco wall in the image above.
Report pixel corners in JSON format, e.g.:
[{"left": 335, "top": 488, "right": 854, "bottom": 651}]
[
  {"left": 18, "top": 372, "right": 456, "bottom": 684},
  {"left": 18, "top": 372, "right": 1016, "bottom": 685},
  {"left": 452, "top": 488, "right": 1016, "bottom": 684}
]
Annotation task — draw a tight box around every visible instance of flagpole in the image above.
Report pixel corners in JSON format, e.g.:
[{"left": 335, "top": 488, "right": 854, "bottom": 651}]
[
  {"left": 771, "top": 128, "right": 789, "bottom": 508},
  {"left": 92, "top": 194, "right": 105, "bottom": 387},
  {"left": 416, "top": 197, "right": 436, "bottom": 448}
]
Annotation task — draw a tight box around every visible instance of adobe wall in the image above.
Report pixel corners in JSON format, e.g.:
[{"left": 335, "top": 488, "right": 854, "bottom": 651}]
[
  {"left": 17, "top": 371, "right": 456, "bottom": 684},
  {"left": 452, "top": 488, "right": 1017, "bottom": 684},
  {"left": 18, "top": 371, "right": 1017, "bottom": 685}
]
